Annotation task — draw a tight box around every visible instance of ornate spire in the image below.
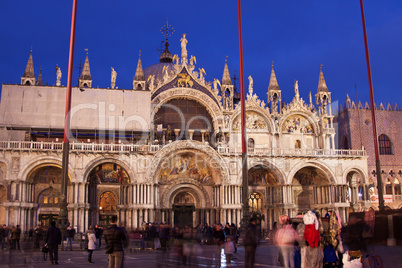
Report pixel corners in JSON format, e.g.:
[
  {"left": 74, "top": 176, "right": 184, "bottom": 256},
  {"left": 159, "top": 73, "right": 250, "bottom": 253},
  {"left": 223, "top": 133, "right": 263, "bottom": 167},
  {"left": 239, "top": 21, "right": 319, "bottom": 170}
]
[
  {"left": 133, "top": 51, "right": 146, "bottom": 90},
  {"left": 317, "top": 65, "right": 328, "bottom": 92},
  {"left": 21, "top": 48, "right": 36, "bottom": 85},
  {"left": 79, "top": 49, "right": 92, "bottom": 88},
  {"left": 134, "top": 51, "right": 145, "bottom": 81},
  {"left": 268, "top": 63, "right": 280, "bottom": 91},
  {"left": 36, "top": 66, "right": 43, "bottom": 86},
  {"left": 221, "top": 57, "right": 232, "bottom": 85},
  {"left": 159, "top": 18, "right": 174, "bottom": 63}
]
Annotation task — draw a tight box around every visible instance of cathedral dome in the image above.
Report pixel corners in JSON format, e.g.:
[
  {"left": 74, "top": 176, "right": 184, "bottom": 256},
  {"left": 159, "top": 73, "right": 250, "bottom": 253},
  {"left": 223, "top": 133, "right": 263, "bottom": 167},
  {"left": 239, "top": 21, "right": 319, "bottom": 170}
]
[{"left": 144, "top": 62, "right": 175, "bottom": 84}]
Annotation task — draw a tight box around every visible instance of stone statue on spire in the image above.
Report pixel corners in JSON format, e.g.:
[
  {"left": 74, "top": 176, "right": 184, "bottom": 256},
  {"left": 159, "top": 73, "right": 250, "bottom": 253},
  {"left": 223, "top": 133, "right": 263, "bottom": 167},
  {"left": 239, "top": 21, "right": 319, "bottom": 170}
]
[
  {"left": 294, "top": 80, "right": 299, "bottom": 98},
  {"left": 111, "top": 67, "right": 117, "bottom": 89},
  {"left": 248, "top": 75, "right": 253, "bottom": 95},
  {"left": 180, "top": 33, "right": 188, "bottom": 62},
  {"left": 56, "top": 66, "right": 62, "bottom": 86}
]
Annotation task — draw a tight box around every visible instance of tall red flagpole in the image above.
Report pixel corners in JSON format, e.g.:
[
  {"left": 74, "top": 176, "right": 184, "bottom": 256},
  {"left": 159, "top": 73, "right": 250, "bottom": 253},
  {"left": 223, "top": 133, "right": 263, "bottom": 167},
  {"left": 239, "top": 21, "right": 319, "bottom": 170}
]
[
  {"left": 237, "top": 0, "right": 250, "bottom": 228},
  {"left": 359, "top": 0, "right": 384, "bottom": 210},
  {"left": 59, "top": 0, "right": 78, "bottom": 233}
]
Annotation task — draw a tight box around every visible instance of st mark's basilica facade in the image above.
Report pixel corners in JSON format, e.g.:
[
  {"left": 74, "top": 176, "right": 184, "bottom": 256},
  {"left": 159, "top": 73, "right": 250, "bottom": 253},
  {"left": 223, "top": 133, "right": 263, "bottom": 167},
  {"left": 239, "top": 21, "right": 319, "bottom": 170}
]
[{"left": 0, "top": 34, "right": 369, "bottom": 233}]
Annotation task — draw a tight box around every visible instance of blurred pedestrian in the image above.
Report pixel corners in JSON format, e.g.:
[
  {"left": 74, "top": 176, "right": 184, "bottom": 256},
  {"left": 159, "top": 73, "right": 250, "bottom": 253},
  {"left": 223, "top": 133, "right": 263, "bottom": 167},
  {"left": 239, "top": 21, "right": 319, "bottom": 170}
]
[
  {"left": 244, "top": 218, "right": 258, "bottom": 268},
  {"left": 11, "top": 225, "right": 21, "bottom": 250},
  {"left": 87, "top": 226, "right": 96, "bottom": 264},
  {"left": 224, "top": 237, "right": 235, "bottom": 267},
  {"left": 45, "top": 221, "right": 62, "bottom": 265},
  {"left": 0, "top": 225, "right": 6, "bottom": 250},
  {"left": 104, "top": 215, "right": 126, "bottom": 268},
  {"left": 275, "top": 215, "right": 300, "bottom": 268}
]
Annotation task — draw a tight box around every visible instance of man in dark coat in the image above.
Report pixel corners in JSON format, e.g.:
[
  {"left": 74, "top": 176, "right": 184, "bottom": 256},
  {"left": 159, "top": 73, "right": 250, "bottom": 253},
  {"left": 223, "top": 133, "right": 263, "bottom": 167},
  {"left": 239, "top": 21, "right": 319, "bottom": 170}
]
[
  {"left": 243, "top": 218, "right": 258, "bottom": 268},
  {"left": 104, "top": 215, "right": 126, "bottom": 268},
  {"left": 45, "top": 221, "right": 62, "bottom": 265}
]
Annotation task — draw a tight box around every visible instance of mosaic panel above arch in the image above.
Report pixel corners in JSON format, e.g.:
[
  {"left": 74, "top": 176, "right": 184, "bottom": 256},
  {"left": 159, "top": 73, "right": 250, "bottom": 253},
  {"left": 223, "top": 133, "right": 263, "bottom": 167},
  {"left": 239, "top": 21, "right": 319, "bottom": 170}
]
[
  {"left": 248, "top": 165, "right": 279, "bottom": 186},
  {"left": 28, "top": 166, "right": 64, "bottom": 184},
  {"left": 292, "top": 166, "right": 330, "bottom": 186},
  {"left": 282, "top": 115, "right": 314, "bottom": 134},
  {"left": 89, "top": 163, "right": 129, "bottom": 184},
  {"left": 158, "top": 152, "right": 214, "bottom": 185}
]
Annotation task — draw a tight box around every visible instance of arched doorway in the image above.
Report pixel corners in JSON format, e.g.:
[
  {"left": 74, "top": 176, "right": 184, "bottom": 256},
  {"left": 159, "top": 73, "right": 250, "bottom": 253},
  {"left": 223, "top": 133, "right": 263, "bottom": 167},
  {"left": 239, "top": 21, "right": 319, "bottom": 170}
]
[
  {"left": 88, "top": 163, "right": 130, "bottom": 227},
  {"left": 173, "top": 192, "right": 195, "bottom": 228},
  {"left": 28, "top": 165, "right": 65, "bottom": 227},
  {"left": 248, "top": 165, "right": 280, "bottom": 231}
]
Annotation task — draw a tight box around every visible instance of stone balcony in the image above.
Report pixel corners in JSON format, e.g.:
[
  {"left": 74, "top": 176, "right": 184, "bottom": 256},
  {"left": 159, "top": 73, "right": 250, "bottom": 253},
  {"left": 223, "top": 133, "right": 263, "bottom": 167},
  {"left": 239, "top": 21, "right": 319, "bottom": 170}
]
[{"left": 0, "top": 140, "right": 366, "bottom": 158}]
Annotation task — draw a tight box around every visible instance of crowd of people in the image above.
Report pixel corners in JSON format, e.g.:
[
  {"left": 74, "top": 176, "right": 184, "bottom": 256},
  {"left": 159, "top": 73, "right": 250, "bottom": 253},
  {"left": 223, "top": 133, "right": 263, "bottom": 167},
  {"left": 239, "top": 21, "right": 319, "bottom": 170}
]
[
  {"left": 272, "top": 210, "right": 375, "bottom": 268},
  {"left": 0, "top": 212, "right": 375, "bottom": 268}
]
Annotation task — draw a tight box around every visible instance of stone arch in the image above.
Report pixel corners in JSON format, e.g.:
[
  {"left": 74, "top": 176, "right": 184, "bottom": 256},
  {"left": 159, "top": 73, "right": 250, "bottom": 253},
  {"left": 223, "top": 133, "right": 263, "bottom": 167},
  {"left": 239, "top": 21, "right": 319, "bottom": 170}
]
[
  {"left": 147, "top": 140, "right": 229, "bottom": 184},
  {"left": 151, "top": 89, "right": 222, "bottom": 132},
  {"left": 161, "top": 179, "right": 210, "bottom": 209},
  {"left": 83, "top": 157, "right": 135, "bottom": 184},
  {"left": 19, "top": 156, "right": 75, "bottom": 183},
  {"left": 343, "top": 166, "right": 368, "bottom": 185},
  {"left": 288, "top": 161, "right": 336, "bottom": 185}
]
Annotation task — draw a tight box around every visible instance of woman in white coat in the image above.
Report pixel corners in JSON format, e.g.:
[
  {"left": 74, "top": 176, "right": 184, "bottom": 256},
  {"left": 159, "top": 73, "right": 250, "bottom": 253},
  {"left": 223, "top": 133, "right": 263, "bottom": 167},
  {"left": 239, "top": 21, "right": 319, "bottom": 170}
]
[{"left": 87, "top": 226, "right": 97, "bottom": 264}]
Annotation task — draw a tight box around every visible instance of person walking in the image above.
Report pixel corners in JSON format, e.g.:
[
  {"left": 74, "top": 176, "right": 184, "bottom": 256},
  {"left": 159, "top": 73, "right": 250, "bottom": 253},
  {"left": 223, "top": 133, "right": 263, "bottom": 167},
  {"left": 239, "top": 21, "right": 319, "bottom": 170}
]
[
  {"left": 45, "top": 221, "right": 62, "bottom": 265},
  {"left": 65, "top": 225, "right": 75, "bottom": 251},
  {"left": 104, "top": 215, "right": 126, "bottom": 268},
  {"left": 244, "top": 218, "right": 258, "bottom": 268},
  {"left": 95, "top": 225, "right": 103, "bottom": 249},
  {"left": 87, "top": 226, "right": 96, "bottom": 264},
  {"left": 2, "top": 224, "right": 9, "bottom": 250}
]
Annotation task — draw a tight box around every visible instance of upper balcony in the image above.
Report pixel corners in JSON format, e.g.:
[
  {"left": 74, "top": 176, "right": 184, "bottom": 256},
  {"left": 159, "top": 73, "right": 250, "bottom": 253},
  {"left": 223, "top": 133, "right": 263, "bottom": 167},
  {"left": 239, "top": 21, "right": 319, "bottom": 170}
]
[{"left": 0, "top": 140, "right": 366, "bottom": 158}]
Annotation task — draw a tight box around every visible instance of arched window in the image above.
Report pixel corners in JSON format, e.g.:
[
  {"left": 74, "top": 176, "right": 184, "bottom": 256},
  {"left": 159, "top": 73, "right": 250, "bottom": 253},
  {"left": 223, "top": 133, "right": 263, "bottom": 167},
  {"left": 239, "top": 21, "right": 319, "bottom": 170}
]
[
  {"left": 248, "top": 138, "right": 255, "bottom": 152},
  {"left": 394, "top": 179, "right": 401, "bottom": 198},
  {"left": 378, "top": 134, "right": 392, "bottom": 155},
  {"left": 249, "top": 192, "right": 262, "bottom": 213},
  {"left": 385, "top": 179, "right": 393, "bottom": 195}
]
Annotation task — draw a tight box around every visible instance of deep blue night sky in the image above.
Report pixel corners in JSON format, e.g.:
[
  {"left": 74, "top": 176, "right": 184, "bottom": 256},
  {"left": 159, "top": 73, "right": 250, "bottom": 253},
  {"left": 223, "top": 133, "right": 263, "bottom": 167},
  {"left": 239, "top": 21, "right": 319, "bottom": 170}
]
[{"left": 1, "top": 0, "right": 401, "bottom": 109}]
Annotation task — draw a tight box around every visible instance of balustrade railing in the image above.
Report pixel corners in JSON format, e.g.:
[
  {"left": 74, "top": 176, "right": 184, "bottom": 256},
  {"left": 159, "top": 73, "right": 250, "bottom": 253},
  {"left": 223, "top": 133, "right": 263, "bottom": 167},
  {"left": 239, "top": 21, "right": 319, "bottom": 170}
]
[{"left": 0, "top": 140, "right": 366, "bottom": 157}]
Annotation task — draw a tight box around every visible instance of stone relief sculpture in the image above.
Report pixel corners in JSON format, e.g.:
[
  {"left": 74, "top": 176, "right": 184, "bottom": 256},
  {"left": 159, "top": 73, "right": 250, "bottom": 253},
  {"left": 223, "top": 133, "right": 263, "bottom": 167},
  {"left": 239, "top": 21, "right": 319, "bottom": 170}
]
[{"left": 232, "top": 112, "right": 268, "bottom": 131}]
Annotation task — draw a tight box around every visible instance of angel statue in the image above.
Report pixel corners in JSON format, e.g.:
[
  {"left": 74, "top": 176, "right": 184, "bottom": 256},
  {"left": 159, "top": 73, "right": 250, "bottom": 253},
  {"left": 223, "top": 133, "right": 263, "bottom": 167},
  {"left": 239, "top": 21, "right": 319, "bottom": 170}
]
[
  {"left": 190, "top": 55, "right": 196, "bottom": 66},
  {"left": 147, "top": 75, "right": 155, "bottom": 91},
  {"left": 213, "top": 78, "right": 221, "bottom": 91},
  {"left": 199, "top": 68, "right": 206, "bottom": 81},
  {"left": 172, "top": 54, "right": 180, "bottom": 65},
  {"left": 294, "top": 80, "right": 299, "bottom": 97}
]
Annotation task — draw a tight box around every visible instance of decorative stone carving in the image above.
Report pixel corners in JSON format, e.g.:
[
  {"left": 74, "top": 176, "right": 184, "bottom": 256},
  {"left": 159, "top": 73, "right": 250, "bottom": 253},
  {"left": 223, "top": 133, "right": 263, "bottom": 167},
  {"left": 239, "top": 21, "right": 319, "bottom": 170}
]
[{"left": 232, "top": 111, "right": 268, "bottom": 131}]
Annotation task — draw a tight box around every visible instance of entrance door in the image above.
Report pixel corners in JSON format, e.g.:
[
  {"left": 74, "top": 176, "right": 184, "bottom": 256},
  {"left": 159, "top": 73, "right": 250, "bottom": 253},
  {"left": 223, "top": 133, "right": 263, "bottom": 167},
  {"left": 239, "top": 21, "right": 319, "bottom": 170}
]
[{"left": 173, "top": 205, "right": 194, "bottom": 228}]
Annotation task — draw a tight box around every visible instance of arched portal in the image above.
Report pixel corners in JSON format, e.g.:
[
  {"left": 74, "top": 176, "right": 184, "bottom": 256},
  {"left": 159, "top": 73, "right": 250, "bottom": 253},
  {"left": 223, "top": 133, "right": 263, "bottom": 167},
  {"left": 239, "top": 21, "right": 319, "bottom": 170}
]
[
  {"left": 87, "top": 163, "right": 130, "bottom": 227},
  {"left": 28, "top": 165, "right": 67, "bottom": 227},
  {"left": 172, "top": 191, "right": 196, "bottom": 228}
]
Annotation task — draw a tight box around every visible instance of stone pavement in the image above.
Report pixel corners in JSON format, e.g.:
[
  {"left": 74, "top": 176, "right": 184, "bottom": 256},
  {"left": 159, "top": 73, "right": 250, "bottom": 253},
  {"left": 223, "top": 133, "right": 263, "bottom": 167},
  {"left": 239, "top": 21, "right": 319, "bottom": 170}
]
[{"left": 0, "top": 241, "right": 401, "bottom": 267}]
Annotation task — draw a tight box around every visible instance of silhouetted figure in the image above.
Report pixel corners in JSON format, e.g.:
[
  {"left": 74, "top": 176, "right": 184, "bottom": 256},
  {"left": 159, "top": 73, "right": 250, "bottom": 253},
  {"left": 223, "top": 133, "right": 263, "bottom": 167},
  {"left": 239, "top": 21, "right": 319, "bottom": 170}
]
[{"left": 45, "top": 221, "right": 62, "bottom": 265}]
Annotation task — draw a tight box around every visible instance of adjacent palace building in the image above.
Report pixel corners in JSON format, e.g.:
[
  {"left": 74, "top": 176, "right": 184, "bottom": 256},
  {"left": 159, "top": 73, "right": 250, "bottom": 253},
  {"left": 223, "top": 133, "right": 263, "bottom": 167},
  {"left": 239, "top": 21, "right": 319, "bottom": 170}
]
[{"left": 0, "top": 34, "right": 370, "bottom": 234}]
